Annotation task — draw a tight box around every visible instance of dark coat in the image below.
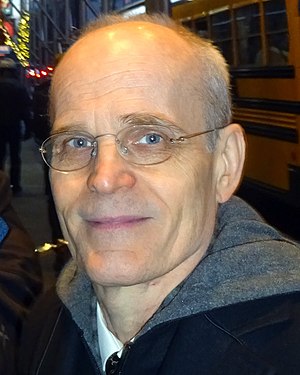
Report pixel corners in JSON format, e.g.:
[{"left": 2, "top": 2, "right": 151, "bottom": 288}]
[
  {"left": 0, "top": 76, "right": 31, "bottom": 137},
  {"left": 32, "top": 79, "right": 51, "bottom": 144},
  {"left": 0, "top": 171, "right": 42, "bottom": 374},
  {"left": 18, "top": 290, "right": 300, "bottom": 374}
]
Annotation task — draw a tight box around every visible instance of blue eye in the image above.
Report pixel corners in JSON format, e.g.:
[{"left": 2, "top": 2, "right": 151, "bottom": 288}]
[
  {"left": 68, "top": 137, "right": 93, "bottom": 148},
  {"left": 139, "top": 133, "right": 163, "bottom": 145}
]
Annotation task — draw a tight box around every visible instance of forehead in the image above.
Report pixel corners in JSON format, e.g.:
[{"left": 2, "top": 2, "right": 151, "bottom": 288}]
[
  {"left": 51, "top": 22, "right": 202, "bottom": 131},
  {"left": 54, "top": 22, "right": 189, "bottom": 80},
  {"left": 61, "top": 21, "right": 191, "bottom": 66}
]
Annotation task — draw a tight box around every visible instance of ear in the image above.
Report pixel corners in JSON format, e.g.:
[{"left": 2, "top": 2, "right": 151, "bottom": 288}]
[{"left": 215, "top": 123, "right": 246, "bottom": 203}]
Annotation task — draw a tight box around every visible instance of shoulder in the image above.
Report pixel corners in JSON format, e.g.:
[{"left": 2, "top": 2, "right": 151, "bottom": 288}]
[
  {"left": 0, "top": 170, "right": 42, "bottom": 324},
  {"left": 18, "top": 288, "right": 97, "bottom": 374},
  {"left": 208, "top": 291, "right": 300, "bottom": 331},
  {"left": 18, "top": 288, "right": 66, "bottom": 371},
  {"left": 21, "top": 287, "right": 66, "bottom": 340},
  {"left": 124, "top": 293, "right": 300, "bottom": 374},
  {"left": 206, "top": 292, "right": 300, "bottom": 373}
]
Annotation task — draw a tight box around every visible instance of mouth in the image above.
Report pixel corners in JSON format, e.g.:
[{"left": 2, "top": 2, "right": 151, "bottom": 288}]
[{"left": 86, "top": 216, "right": 151, "bottom": 231}]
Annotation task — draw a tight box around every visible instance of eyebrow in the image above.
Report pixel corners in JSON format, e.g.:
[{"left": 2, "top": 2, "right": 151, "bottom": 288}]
[
  {"left": 119, "top": 113, "right": 179, "bottom": 128},
  {"left": 50, "top": 124, "right": 87, "bottom": 135}
]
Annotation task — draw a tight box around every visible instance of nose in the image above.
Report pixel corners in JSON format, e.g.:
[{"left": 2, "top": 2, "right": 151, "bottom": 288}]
[{"left": 87, "top": 140, "right": 136, "bottom": 194}]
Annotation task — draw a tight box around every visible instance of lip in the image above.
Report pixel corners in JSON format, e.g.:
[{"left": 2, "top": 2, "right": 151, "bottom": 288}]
[{"left": 86, "top": 216, "right": 151, "bottom": 230}]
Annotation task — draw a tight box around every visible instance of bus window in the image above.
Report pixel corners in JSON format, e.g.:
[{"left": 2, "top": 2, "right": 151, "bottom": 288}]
[
  {"left": 181, "top": 19, "right": 193, "bottom": 30},
  {"left": 194, "top": 17, "right": 208, "bottom": 39},
  {"left": 263, "top": 0, "right": 289, "bottom": 66},
  {"left": 112, "top": 0, "right": 124, "bottom": 9},
  {"left": 112, "top": 0, "right": 142, "bottom": 11},
  {"left": 235, "top": 4, "right": 261, "bottom": 66},
  {"left": 211, "top": 10, "right": 233, "bottom": 65}
]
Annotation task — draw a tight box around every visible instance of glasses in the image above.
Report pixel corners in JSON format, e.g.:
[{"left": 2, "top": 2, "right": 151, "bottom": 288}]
[{"left": 39, "top": 124, "right": 224, "bottom": 172}]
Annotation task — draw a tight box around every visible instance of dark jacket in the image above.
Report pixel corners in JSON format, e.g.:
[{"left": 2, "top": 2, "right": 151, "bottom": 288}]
[
  {"left": 32, "top": 79, "right": 51, "bottom": 144},
  {"left": 18, "top": 290, "right": 300, "bottom": 374},
  {"left": 18, "top": 197, "right": 300, "bottom": 374},
  {"left": 0, "top": 171, "right": 42, "bottom": 374},
  {"left": 0, "top": 75, "right": 31, "bottom": 137}
]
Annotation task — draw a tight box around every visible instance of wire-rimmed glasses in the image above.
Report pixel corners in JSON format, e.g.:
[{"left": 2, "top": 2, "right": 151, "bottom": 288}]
[{"left": 39, "top": 124, "right": 224, "bottom": 172}]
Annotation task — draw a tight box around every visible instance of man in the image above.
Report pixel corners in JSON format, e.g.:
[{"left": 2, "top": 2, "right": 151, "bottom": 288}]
[
  {"left": 0, "top": 171, "right": 42, "bottom": 374},
  {"left": 0, "top": 58, "right": 31, "bottom": 195},
  {"left": 19, "top": 14, "right": 300, "bottom": 374}
]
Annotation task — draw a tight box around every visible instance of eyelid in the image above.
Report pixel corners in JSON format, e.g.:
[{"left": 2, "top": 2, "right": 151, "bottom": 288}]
[{"left": 165, "top": 125, "right": 184, "bottom": 137}]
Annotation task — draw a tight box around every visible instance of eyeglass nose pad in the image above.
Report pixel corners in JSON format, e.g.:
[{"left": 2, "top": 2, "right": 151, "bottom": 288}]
[
  {"left": 91, "top": 141, "right": 97, "bottom": 157},
  {"left": 115, "top": 138, "right": 128, "bottom": 156},
  {"left": 120, "top": 145, "right": 128, "bottom": 155}
]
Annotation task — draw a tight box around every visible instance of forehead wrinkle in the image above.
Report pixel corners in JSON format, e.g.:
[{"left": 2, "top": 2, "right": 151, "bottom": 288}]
[{"left": 54, "top": 67, "right": 159, "bottom": 104}]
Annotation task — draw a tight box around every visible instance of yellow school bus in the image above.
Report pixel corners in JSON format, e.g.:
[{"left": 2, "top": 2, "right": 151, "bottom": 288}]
[{"left": 172, "top": 0, "right": 300, "bottom": 206}]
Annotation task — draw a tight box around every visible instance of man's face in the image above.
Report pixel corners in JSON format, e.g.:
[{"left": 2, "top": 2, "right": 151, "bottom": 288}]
[{"left": 50, "top": 22, "right": 222, "bottom": 288}]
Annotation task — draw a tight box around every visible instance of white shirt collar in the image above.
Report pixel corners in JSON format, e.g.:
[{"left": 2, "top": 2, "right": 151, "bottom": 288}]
[{"left": 96, "top": 302, "right": 123, "bottom": 371}]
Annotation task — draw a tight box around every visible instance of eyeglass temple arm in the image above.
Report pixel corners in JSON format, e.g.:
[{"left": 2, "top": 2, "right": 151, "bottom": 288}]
[{"left": 171, "top": 126, "right": 226, "bottom": 143}]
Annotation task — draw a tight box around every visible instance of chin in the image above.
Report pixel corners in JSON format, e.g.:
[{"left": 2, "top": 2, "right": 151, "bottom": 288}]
[
  {"left": 87, "top": 268, "right": 146, "bottom": 287},
  {"left": 80, "top": 249, "right": 147, "bottom": 287}
]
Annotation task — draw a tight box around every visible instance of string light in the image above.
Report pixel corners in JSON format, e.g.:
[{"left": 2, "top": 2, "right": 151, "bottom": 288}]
[{"left": 0, "top": 11, "right": 30, "bottom": 67}]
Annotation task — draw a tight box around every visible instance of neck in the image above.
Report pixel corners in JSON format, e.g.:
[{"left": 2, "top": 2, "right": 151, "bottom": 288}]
[{"left": 94, "top": 280, "right": 168, "bottom": 343}]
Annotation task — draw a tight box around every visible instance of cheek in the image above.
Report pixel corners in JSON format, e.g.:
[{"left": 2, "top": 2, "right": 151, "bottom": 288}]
[
  {"left": 50, "top": 170, "right": 83, "bottom": 201},
  {"left": 173, "top": 153, "right": 217, "bottom": 223},
  {"left": 50, "top": 173, "right": 85, "bottom": 259},
  {"left": 173, "top": 150, "right": 215, "bottom": 193},
  {"left": 50, "top": 172, "right": 83, "bottom": 227},
  {"left": 50, "top": 173, "right": 67, "bottom": 209}
]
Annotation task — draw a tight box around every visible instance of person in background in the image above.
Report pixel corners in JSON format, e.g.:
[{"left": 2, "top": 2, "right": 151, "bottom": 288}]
[
  {"left": 19, "top": 14, "right": 300, "bottom": 374},
  {"left": 0, "top": 58, "right": 32, "bottom": 195},
  {"left": 0, "top": 170, "right": 42, "bottom": 373},
  {"left": 32, "top": 76, "right": 51, "bottom": 151}
]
